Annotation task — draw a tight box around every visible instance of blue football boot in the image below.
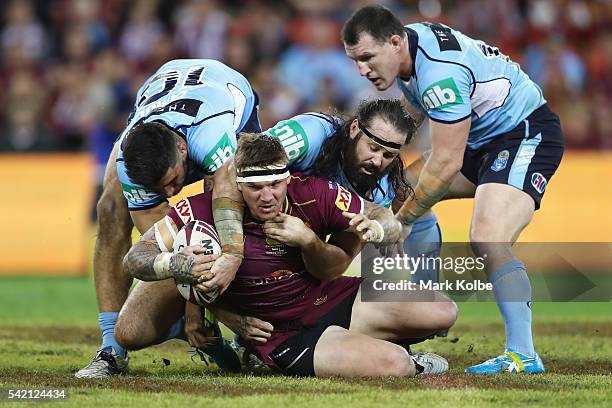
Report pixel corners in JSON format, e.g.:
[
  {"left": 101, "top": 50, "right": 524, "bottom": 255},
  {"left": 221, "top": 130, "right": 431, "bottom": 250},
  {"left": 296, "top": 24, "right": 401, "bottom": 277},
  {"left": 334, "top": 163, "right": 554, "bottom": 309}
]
[{"left": 465, "top": 350, "right": 545, "bottom": 375}]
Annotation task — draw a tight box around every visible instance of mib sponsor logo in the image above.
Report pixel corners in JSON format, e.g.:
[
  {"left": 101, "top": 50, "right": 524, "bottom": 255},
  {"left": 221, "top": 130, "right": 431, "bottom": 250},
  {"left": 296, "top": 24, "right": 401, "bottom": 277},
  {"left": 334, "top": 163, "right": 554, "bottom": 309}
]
[
  {"left": 267, "top": 119, "right": 309, "bottom": 162},
  {"left": 421, "top": 78, "right": 463, "bottom": 110},
  {"left": 202, "top": 132, "right": 235, "bottom": 173},
  {"left": 121, "top": 183, "right": 158, "bottom": 204}
]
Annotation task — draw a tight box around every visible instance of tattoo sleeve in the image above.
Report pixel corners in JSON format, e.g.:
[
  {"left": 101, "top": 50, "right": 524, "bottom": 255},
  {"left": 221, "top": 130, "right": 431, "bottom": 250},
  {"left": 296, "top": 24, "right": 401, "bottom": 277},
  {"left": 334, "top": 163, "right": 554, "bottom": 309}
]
[
  {"left": 169, "top": 253, "right": 196, "bottom": 284},
  {"left": 123, "top": 227, "right": 196, "bottom": 283}
]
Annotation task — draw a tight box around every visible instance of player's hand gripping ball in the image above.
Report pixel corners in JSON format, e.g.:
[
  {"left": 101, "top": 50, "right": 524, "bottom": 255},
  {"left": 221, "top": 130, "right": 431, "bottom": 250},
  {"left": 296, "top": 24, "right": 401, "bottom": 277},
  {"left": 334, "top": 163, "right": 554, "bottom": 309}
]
[{"left": 173, "top": 220, "right": 222, "bottom": 305}]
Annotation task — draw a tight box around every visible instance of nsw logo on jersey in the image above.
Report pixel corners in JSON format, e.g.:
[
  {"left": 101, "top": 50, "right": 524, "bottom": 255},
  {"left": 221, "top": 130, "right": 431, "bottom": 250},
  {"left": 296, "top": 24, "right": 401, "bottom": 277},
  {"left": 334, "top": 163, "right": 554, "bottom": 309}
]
[
  {"left": 335, "top": 185, "right": 352, "bottom": 212},
  {"left": 201, "top": 132, "right": 235, "bottom": 173},
  {"left": 266, "top": 119, "right": 309, "bottom": 164},
  {"left": 421, "top": 78, "right": 464, "bottom": 110}
]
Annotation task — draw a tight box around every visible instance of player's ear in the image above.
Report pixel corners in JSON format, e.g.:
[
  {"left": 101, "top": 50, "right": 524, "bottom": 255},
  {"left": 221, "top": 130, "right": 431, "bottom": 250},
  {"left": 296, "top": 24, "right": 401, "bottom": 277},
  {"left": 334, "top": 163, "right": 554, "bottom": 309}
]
[
  {"left": 236, "top": 182, "right": 243, "bottom": 192},
  {"left": 349, "top": 119, "right": 359, "bottom": 140},
  {"left": 285, "top": 176, "right": 291, "bottom": 185},
  {"left": 177, "top": 139, "right": 188, "bottom": 159},
  {"left": 390, "top": 34, "right": 403, "bottom": 50}
]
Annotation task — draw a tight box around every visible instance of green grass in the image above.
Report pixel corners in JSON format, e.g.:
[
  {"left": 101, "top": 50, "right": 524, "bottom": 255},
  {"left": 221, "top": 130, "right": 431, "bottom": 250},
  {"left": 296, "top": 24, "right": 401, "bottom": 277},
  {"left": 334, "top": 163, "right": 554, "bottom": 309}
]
[{"left": 0, "top": 276, "right": 611, "bottom": 407}]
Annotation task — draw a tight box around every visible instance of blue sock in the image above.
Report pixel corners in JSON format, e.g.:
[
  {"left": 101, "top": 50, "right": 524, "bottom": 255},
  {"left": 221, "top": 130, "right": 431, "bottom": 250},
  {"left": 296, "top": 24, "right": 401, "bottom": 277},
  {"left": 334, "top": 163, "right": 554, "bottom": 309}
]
[
  {"left": 489, "top": 260, "right": 535, "bottom": 357},
  {"left": 160, "top": 318, "right": 186, "bottom": 342},
  {"left": 404, "top": 214, "right": 441, "bottom": 285},
  {"left": 99, "top": 312, "right": 126, "bottom": 358}
]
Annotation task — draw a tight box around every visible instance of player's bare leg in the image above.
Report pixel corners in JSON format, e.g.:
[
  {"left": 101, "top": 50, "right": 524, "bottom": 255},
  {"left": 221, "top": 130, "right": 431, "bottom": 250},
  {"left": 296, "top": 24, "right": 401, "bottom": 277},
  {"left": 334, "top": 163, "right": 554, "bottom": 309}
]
[
  {"left": 349, "top": 288, "right": 458, "bottom": 341},
  {"left": 312, "top": 288, "right": 455, "bottom": 377},
  {"left": 75, "top": 143, "right": 134, "bottom": 378},
  {"left": 115, "top": 279, "right": 186, "bottom": 350},
  {"left": 314, "top": 327, "right": 416, "bottom": 377},
  {"left": 466, "top": 183, "right": 544, "bottom": 374}
]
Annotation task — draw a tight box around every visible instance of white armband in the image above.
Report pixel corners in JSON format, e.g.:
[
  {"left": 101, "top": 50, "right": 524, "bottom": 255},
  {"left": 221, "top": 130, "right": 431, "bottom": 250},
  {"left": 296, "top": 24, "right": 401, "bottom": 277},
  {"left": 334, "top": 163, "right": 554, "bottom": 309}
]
[{"left": 153, "top": 252, "right": 173, "bottom": 276}]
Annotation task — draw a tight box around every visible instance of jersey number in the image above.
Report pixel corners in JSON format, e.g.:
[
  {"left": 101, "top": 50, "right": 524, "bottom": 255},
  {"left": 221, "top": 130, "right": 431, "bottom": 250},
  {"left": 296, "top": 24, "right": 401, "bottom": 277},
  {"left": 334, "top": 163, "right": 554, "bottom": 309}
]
[
  {"left": 477, "top": 42, "right": 510, "bottom": 62},
  {"left": 138, "top": 66, "right": 208, "bottom": 108}
]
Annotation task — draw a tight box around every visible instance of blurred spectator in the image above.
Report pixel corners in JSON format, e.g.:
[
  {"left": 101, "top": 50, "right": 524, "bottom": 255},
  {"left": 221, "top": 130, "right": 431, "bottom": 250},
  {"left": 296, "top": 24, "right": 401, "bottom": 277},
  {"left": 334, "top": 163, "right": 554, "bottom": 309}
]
[
  {"left": 173, "top": 0, "right": 229, "bottom": 60},
  {"left": 119, "top": 0, "right": 165, "bottom": 67},
  {"left": 1, "top": 0, "right": 46, "bottom": 63},
  {"left": 251, "top": 59, "right": 300, "bottom": 129},
  {"left": 524, "top": 35, "right": 586, "bottom": 96},
  {"left": 277, "top": 15, "right": 366, "bottom": 110},
  {"left": 67, "top": 0, "right": 110, "bottom": 53},
  {"left": 48, "top": 62, "right": 94, "bottom": 150},
  {"left": 0, "top": 70, "right": 51, "bottom": 151}
]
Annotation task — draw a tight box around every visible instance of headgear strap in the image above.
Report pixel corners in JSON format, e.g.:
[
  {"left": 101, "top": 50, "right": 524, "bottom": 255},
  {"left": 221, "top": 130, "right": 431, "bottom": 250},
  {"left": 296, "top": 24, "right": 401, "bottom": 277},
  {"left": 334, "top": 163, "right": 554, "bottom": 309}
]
[
  {"left": 358, "top": 121, "right": 403, "bottom": 151},
  {"left": 236, "top": 164, "right": 290, "bottom": 183}
]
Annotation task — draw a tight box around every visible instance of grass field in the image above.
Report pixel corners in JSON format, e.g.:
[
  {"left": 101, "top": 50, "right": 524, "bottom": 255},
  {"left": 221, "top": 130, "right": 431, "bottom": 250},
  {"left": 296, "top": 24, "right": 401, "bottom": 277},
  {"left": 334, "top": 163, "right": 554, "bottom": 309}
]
[{"left": 0, "top": 276, "right": 611, "bottom": 407}]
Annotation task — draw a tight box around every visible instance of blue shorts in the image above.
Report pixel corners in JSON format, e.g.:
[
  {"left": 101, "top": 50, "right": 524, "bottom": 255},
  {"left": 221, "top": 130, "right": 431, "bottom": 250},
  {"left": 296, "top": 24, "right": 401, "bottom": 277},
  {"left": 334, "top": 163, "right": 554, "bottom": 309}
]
[{"left": 460, "top": 104, "right": 564, "bottom": 210}]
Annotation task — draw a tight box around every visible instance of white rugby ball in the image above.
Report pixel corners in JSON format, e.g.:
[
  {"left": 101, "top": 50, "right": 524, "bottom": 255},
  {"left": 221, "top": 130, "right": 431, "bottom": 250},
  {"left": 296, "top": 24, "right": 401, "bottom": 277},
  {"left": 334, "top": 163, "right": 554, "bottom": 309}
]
[{"left": 173, "top": 220, "right": 222, "bottom": 305}]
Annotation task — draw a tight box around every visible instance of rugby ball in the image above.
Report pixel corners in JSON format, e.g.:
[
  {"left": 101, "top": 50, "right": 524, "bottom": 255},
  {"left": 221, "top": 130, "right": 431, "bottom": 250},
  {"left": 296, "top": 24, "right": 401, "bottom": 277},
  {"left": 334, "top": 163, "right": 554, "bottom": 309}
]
[{"left": 173, "top": 220, "right": 222, "bottom": 305}]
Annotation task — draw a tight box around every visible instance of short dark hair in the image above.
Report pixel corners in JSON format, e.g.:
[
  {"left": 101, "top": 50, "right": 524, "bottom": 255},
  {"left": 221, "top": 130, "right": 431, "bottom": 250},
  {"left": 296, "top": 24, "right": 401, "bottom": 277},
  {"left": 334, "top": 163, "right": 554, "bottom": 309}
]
[
  {"left": 342, "top": 5, "right": 405, "bottom": 46},
  {"left": 234, "top": 133, "right": 288, "bottom": 170},
  {"left": 312, "top": 99, "right": 415, "bottom": 198},
  {"left": 122, "top": 122, "right": 179, "bottom": 189}
]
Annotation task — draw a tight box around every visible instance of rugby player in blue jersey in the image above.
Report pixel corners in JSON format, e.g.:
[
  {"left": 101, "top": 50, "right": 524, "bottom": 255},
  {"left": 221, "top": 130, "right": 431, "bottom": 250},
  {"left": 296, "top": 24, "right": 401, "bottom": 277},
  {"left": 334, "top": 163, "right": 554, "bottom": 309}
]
[
  {"left": 263, "top": 98, "right": 441, "bottom": 285},
  {"left": 343, "top": 5, "right": 564, "bottom": 374},
  {"left": 76, "top": 59, "right": 260, "bottom": 378}
]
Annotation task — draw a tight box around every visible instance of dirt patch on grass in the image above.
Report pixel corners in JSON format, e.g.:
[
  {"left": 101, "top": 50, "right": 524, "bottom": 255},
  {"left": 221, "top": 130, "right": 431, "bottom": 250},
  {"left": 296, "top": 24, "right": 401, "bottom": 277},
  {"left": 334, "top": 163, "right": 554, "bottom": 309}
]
[
  {"left": 0, "top": 368, "right": 349, "bottom": 397},
  {"left": 0, "top": 326, "right": 99, "bottom": 345},
  {"left": 0, "top": 326, "right": 187, "bottom": 351}
]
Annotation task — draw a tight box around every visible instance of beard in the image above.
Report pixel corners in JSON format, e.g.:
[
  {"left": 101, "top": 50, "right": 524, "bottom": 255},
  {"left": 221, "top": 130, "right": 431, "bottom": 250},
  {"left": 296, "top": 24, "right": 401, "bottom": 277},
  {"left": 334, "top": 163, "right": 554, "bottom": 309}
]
[{"left": 342, "top": 142, "right": 391, "bottom": 198}]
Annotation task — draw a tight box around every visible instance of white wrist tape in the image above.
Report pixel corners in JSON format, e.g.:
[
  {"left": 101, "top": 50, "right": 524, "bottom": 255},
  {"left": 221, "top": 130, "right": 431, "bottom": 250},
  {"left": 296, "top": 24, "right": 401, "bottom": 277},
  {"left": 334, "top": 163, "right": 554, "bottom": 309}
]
[
  {"left": 369, "top": 220, "right": 385, "bottom": 243},
  {"left": 153, "top": 252, "right": 173, "bottom": 276}
]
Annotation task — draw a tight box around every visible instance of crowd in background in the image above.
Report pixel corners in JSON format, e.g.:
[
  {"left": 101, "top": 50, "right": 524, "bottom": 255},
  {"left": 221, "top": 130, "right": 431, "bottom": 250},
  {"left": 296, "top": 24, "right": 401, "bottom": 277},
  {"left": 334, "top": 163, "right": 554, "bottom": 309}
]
[{"left": 1, "top": 0, "right": 610, "bottom": 171}]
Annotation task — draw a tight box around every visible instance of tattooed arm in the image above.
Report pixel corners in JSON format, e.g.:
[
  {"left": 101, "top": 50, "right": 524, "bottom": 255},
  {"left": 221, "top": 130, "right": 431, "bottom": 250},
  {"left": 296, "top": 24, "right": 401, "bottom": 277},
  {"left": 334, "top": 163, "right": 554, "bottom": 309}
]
[{"left": 123, "top": 223, "right": 217, "bottom": 284}]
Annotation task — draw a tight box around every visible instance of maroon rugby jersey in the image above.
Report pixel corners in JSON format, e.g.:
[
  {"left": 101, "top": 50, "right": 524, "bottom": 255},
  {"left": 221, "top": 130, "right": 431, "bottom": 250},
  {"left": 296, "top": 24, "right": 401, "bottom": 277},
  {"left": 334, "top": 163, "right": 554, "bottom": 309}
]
[{"left": 167, "top": 174, "right": 363, "bottom": 363}]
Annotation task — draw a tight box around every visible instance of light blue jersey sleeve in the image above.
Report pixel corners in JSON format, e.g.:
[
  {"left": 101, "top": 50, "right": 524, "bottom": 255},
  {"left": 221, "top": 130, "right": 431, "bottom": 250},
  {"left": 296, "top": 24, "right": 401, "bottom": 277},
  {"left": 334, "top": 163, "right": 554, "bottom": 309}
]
[
  {"left": 116, "top": 59, "right": 256, "bottom": 210},
  {"left": 265, "top": 113, "right": 339, "bottom": 172}
]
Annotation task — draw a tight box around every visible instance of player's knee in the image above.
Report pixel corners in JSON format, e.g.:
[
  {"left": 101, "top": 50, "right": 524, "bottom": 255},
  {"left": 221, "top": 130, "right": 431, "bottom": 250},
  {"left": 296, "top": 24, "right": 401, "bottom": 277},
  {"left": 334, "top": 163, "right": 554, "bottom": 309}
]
[
  {"left": 378, "top": 346, "right": 415, "bottom": 377},
  {"left": 435, "top": 300, "right": 458, "bottom": 331},
  {"left": 115, "top": 316, "right": 140, "bottom": 351},
  {"left": 470, "top": 216, "right": 513, "bottom": 244}
]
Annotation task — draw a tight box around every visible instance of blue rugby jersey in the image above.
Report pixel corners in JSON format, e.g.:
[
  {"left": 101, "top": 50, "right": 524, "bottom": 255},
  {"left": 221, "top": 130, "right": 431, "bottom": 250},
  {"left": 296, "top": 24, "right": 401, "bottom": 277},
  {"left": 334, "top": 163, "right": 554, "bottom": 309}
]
[
  {"left": 265, "top": 112, "right": 396, "bottom": 208},
  {"left": 397, "top": 23, "right": 545, "bottom": 150},
  {"left": 116, "top": 59, "right": 257, "bottom": 210}
]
